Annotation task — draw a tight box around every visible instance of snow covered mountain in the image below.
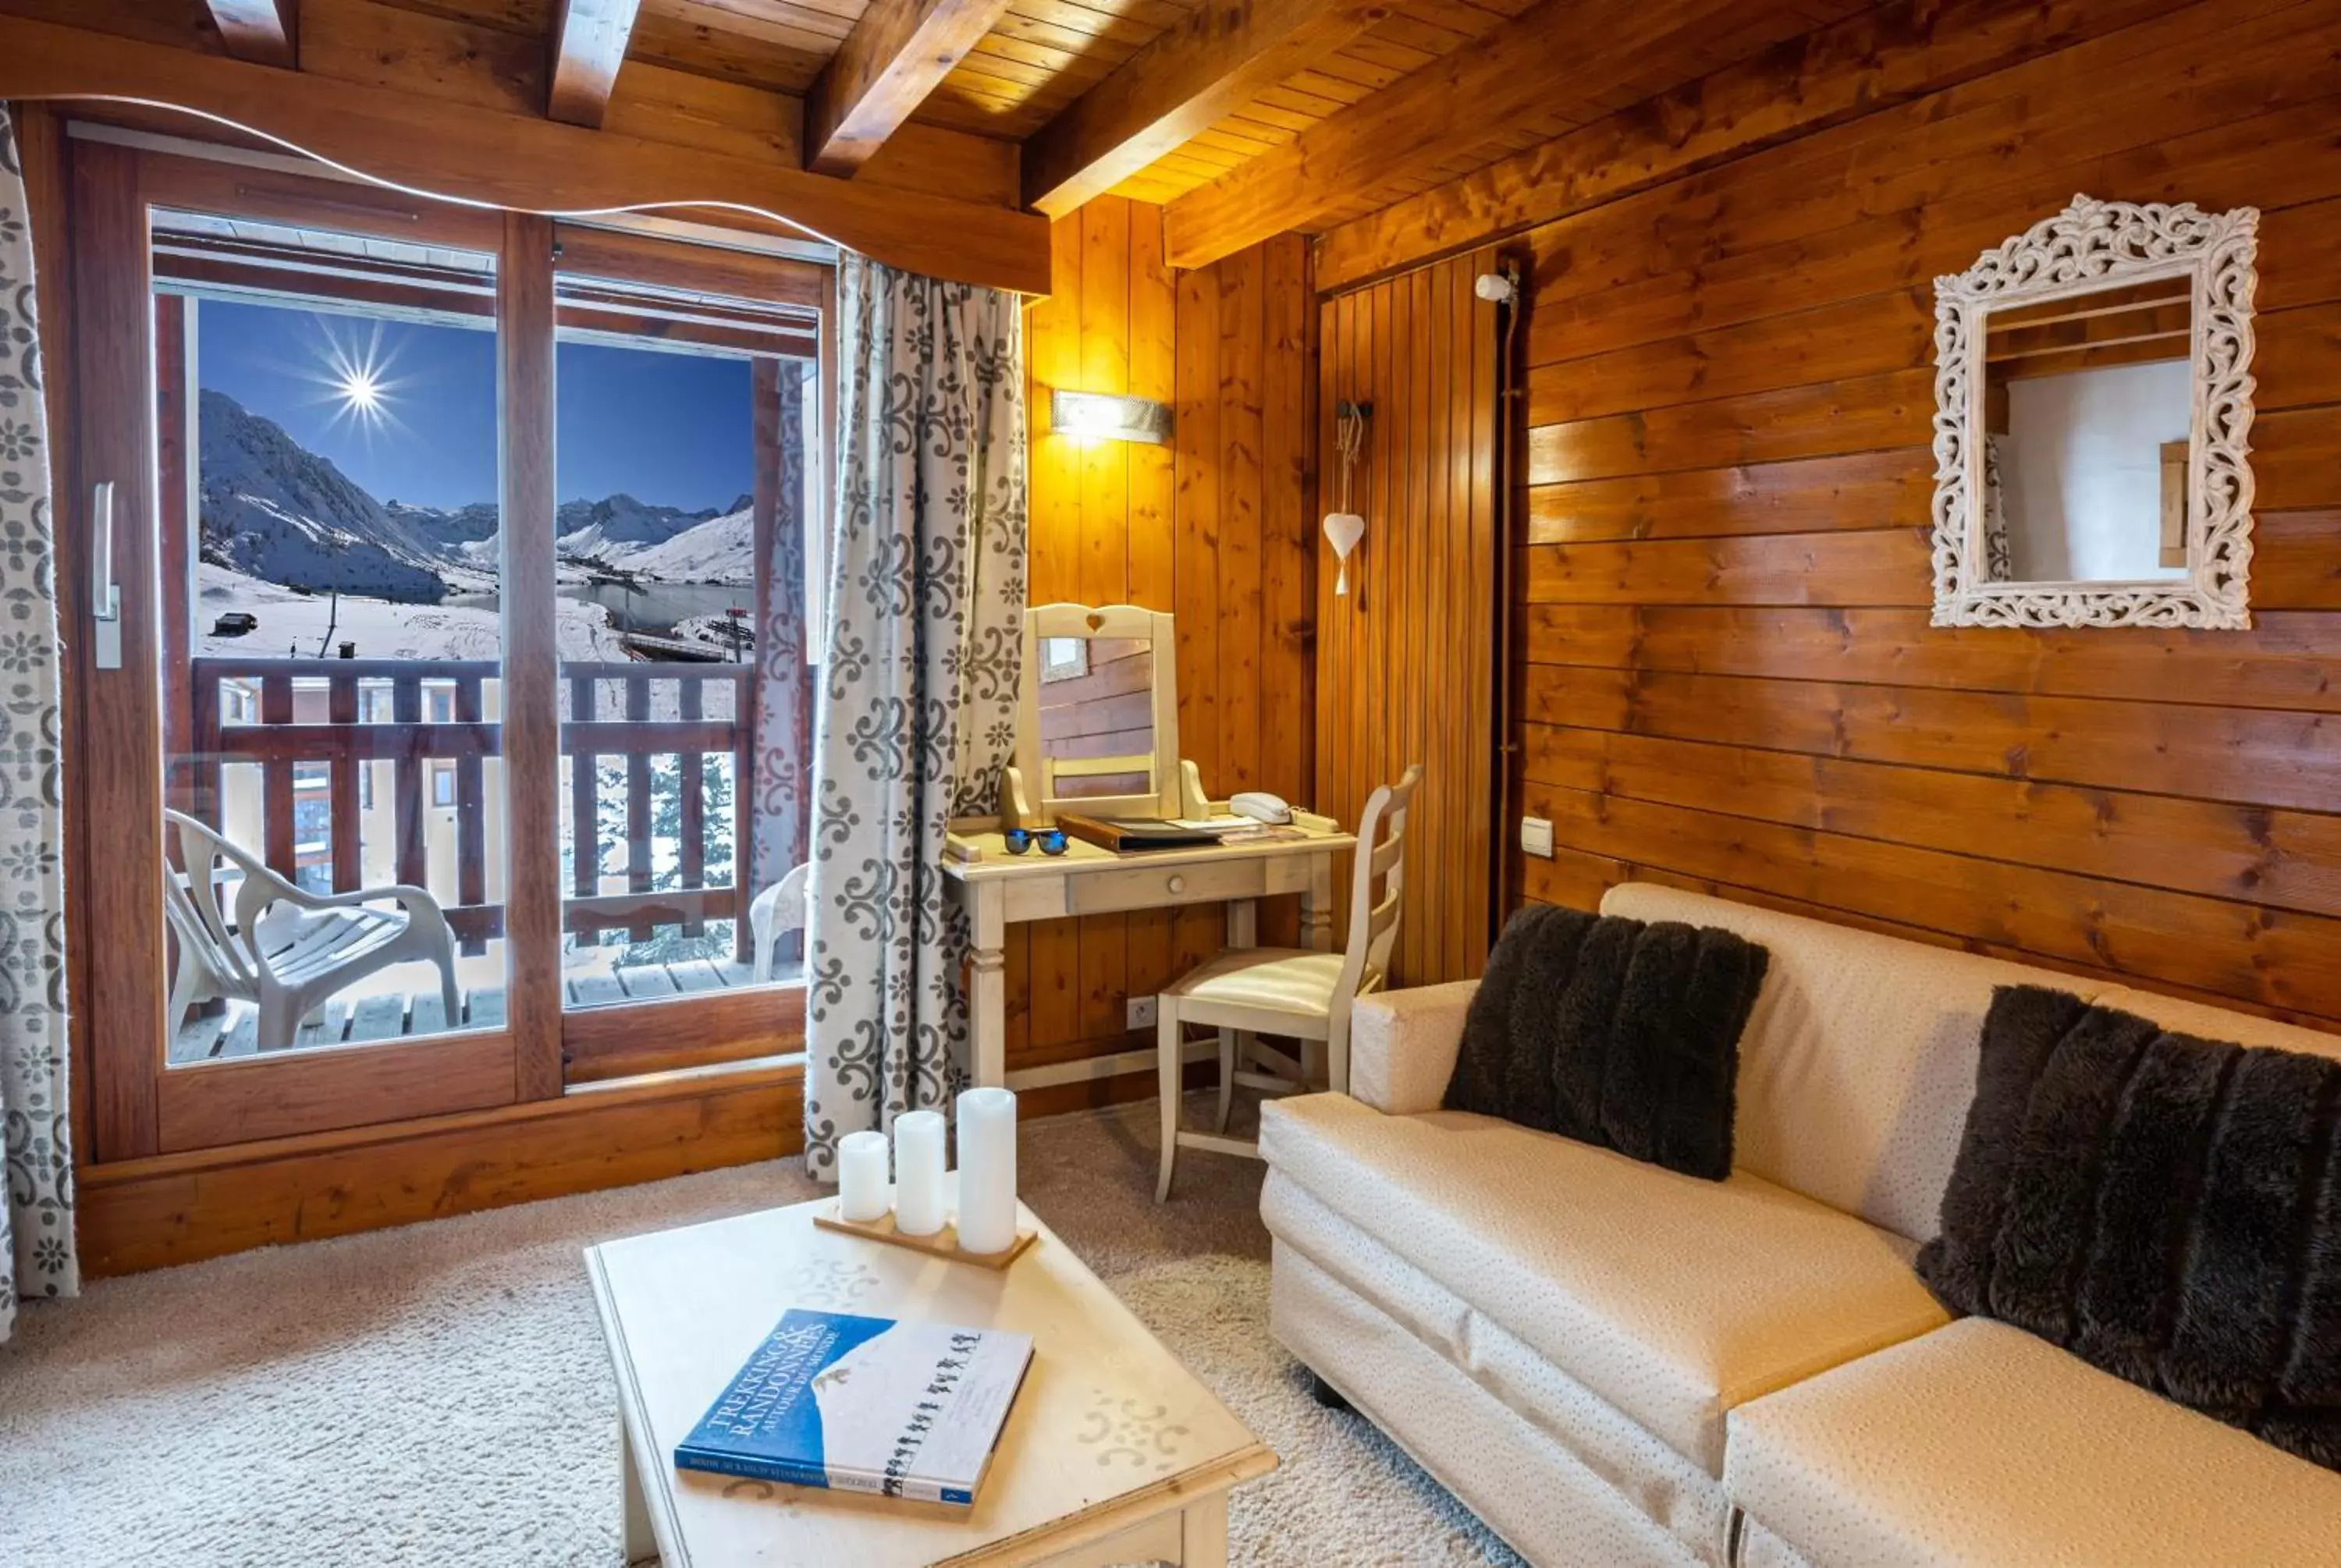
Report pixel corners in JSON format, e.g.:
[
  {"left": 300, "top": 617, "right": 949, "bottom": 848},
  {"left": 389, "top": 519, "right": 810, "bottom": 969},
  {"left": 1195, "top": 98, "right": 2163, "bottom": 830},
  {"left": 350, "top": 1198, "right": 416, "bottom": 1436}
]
[
  {"left": 199, "top": 391, "right": 456, "bottom": 603},
  {"left": 620, "top": 506, "right": 756, "bottom": 586},
  {"left": 554, "top": 492, "right": 747, "bottom": 561},
  {"left": 197, "top": 390, "right": 755, "bottom": 593}
]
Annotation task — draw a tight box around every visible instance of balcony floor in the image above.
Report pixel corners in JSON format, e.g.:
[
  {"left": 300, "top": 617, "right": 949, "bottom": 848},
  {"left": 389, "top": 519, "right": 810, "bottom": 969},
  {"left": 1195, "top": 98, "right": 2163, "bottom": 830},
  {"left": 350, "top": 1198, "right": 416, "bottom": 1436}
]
[{"left": 169, "top": 953, "right": 801, "bottom": 1063}]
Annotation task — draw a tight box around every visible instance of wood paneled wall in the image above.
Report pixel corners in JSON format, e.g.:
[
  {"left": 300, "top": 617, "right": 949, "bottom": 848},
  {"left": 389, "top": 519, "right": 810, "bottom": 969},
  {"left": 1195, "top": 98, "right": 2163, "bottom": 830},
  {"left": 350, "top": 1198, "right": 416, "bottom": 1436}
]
[
  {"left": 1482, "top": 0, "right": 2341, "bottom": 1028},
  {"left": 1015, "top": 197, "right": 1315, "bottom": 1094},
  {"left": 1316, "top": 252, "right": 1501, "bottom": 987}
]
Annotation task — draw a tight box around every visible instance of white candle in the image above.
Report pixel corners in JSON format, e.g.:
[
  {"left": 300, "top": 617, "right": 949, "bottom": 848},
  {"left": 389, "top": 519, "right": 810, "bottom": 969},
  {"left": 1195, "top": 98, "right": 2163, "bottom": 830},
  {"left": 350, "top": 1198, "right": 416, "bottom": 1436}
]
[
  {"left": 892, "top": 1111, "right": 947, "bottom": 1236},
  {"left": 837, "top": 1130, "right": 890, "bottom": 1224},
  {"left": 954, "top": 1087, "right": 1018, "bottom": 1255}
]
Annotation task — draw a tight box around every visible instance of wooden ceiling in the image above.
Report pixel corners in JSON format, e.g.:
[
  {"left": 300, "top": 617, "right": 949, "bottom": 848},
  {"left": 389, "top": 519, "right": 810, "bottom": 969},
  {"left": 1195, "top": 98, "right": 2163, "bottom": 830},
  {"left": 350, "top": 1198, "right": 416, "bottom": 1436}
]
[{"left": 1, "top": 0, "right": 1870, "bottom": 278}]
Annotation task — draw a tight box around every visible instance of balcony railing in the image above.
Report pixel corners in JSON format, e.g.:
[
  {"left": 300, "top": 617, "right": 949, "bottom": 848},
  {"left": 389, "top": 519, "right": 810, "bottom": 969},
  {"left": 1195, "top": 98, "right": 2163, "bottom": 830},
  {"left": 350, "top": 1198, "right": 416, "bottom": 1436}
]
[{"left": 184, "top": 656, "right": 755, "bottom": 957}]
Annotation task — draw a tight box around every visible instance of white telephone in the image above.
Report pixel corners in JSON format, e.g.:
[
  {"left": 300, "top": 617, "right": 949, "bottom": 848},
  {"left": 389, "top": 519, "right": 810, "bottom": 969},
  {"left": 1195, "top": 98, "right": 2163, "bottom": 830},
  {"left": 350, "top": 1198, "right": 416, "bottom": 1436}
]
[{"left": 1228, "top": 791, "right": 1293, "bottom": 825}]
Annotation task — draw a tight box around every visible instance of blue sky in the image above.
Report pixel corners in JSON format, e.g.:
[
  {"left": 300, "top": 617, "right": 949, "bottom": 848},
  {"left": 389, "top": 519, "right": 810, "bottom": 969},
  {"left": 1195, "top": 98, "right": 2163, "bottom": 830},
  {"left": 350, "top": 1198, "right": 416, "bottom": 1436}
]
[{"left": 195, "top": 298, "right": 755, "bottom": 513}]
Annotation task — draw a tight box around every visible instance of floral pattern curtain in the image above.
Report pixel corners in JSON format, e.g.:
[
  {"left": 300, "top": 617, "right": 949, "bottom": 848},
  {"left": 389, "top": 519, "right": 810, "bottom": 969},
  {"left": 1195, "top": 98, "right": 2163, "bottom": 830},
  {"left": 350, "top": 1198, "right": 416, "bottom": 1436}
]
[
  {"left": 0, "top": 106, "right": 77, "bottom": 1342},
  {"left": 748, "top": 360, "right": 809, "bottom": 939},
  {"left": 802, "top": 255, "right": 1025, "bottom": 1180}
]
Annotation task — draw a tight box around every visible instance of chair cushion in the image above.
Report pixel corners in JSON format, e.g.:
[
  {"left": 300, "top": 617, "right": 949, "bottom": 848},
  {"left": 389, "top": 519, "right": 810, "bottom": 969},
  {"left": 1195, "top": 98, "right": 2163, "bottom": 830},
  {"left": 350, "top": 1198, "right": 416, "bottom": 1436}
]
[
  {"left": 1258, "top": 1094, "right": 1948, "bottom": 1474},
  {"left": 1725, "top": 1318, "right": 2341, "bottom": 1568},
  {"left": 1163, "top": 947, "right": 1355, "bottom": 1020}
]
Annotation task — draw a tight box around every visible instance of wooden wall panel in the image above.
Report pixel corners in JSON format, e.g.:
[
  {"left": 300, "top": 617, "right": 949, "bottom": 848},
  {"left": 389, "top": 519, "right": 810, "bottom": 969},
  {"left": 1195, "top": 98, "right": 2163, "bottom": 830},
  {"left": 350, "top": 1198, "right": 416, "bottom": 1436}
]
[
  {"left": 1483, "top": 0, "right": 2341, "bottom": 1029},
  {"left": 1014, "top": 197, "right": 1316, "bottom": 1091},
  {"left": 1313, "top": 249, "right": 1499, "bottom": 987}
]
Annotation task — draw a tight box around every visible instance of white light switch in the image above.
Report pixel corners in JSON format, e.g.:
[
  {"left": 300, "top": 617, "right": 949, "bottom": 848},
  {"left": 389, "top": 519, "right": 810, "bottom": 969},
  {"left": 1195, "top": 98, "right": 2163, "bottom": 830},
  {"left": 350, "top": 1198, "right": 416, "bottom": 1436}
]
[{"left": 1520, "top": 816, "right": 1554, "bottom": 858}]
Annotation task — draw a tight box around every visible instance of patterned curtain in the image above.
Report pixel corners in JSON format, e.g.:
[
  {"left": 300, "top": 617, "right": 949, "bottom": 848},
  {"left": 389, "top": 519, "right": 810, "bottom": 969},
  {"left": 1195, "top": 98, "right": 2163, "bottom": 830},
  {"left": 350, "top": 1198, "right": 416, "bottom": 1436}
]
[
  {"left": 802, "top": 255, "right": 1025, "bottom": 1181},
  {"left": 748, "top": 360, "right": 808, "bottom": 950},
  {"left": 0, "top": 106, "right": 78, "bottom": 1342}
]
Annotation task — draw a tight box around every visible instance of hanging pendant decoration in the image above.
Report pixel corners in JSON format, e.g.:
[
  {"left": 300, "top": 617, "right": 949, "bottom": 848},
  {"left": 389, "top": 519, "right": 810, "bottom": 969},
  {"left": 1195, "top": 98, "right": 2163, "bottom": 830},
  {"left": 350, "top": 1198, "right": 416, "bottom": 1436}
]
[{"left": 1324, "top": 400, "right": 1370, "bottom": 601}]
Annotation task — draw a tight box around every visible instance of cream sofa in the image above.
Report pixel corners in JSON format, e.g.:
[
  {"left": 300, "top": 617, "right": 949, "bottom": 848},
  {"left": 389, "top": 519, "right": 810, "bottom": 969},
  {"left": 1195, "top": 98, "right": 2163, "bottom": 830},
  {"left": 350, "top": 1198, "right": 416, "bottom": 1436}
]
[{"left": 1257, "top": 883, "right": 2341, "bottom": 1567}]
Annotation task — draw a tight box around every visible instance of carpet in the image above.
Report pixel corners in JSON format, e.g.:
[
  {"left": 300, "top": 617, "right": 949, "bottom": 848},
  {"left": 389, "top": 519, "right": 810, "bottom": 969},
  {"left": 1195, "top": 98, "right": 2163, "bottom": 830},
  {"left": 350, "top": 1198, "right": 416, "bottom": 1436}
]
[{"left": 0, "top": 1098, "right": 1522, "bottom": 1567}]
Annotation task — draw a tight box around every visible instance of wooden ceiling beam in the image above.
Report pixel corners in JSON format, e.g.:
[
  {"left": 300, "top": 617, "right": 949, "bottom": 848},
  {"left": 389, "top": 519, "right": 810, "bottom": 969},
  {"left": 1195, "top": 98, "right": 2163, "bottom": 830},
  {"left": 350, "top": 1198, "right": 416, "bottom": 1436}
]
[
  {"left": 1161, "top": 0, "right": 1748, "bottom": 269},
  {"left": 203, "top": 0, "right": 297, "bottom": 68},
  {"left": 805, "top": 0, "right": 1018, "bottom": 177},
  {"left": 1021, "top": 0, "right": 1390, "bottom": 219},
  {"left": 546, "top": 0, "right": 644, "bottom": 129},
  {"left": 0, "top": 14, "right": 1052, "bottom": 296}
]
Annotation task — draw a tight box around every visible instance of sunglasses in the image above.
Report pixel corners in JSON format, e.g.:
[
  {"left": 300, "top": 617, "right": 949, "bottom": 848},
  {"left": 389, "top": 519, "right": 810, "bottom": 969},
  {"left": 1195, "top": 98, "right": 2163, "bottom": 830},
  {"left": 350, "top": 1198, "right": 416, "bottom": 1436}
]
[{"left": 1003, "top": 828, "right": 1068, "bottom": 857}]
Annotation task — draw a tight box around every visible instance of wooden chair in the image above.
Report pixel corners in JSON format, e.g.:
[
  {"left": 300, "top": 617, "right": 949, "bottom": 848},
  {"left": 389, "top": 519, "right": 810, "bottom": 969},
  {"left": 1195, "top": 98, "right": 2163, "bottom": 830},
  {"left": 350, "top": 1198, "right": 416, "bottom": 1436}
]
[
  {"left": 748, "top": 862, "right": 810, "bottom": 984},
  {"left": 163, "top": 809, "right": 460, "bottom": 1052},
  {"left": 1153, "top": 764, "right": 1423, "bottom": 1201}
]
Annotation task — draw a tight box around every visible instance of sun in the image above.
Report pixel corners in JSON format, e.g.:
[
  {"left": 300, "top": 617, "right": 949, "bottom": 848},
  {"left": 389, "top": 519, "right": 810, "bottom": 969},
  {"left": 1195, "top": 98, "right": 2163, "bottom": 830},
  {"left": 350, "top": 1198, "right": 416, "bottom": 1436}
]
[
  {"left": 336, "top": 365, "right": 384, "bottom": 417},
  {"left": 307, "top": 317, "right": 405, "bottom": 437}
]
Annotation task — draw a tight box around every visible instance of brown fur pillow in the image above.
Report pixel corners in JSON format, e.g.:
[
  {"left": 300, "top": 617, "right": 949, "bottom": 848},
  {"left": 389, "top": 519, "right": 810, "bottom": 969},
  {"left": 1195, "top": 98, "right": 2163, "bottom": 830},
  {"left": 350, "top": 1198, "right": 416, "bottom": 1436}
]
[
  {"left": 1917, "top": 984, "right": 2341, "bottom": 1470},
  {"left": 1444, "top": 904, "right": 1769, "bottom": 1181}
]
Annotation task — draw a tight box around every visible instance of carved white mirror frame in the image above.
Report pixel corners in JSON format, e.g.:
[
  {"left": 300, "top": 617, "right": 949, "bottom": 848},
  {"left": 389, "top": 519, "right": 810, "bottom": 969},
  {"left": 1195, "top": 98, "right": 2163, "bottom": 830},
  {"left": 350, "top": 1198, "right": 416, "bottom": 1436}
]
[{"left": 1931, "top": 194, "right": 2261, "bottom": 629}]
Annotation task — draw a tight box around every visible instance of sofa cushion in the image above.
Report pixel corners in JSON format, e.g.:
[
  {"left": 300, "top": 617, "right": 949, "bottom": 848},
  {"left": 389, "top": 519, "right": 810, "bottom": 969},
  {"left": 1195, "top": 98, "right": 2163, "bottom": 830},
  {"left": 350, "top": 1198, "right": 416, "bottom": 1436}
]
[
  {"left": 1597, "top": 885, "right": 2115, "bottom": 1243},
  {"left": 1258, "top": 1094, "right": 1948, "bottom": 1475},
  {"left": 1725, "top": 1318, "right": 2341, "bottom": 1568},
  {"left": 1264, "top": 1176, "right": 1729, "bottom": 1565}
]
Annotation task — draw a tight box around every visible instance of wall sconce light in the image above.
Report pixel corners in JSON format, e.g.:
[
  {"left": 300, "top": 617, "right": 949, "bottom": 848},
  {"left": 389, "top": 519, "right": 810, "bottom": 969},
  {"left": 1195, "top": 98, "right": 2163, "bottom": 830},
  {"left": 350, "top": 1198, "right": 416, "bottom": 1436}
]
[
  {"left": 1325, "top": 400, "right": 1370, "bottom": 599},
  {"left": 1050, "top": 388, "right": 1173, "bottom": 445}
]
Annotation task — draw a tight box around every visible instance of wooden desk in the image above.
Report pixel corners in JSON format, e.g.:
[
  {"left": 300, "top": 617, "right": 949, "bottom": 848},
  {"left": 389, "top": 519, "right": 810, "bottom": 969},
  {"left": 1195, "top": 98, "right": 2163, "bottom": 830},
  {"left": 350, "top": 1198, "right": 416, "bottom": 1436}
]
[{"left": 941, "top": 820, "right": 1355, "bottom": 1093}]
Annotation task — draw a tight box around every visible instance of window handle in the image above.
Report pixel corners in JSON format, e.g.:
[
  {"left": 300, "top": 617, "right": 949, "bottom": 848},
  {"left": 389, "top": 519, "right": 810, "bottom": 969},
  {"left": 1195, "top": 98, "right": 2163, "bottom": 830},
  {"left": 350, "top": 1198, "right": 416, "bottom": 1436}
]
[{"left": 91, "top": 481, "right": 123, "bottom": 671}]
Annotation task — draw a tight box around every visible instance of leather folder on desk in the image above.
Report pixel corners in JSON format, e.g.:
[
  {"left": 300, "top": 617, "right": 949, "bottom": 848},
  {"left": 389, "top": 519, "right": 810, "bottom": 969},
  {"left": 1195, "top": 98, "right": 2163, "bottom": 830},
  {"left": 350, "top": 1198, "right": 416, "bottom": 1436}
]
[{"left": 1054, "top": 813, "right": 1228, "bottom": 853}]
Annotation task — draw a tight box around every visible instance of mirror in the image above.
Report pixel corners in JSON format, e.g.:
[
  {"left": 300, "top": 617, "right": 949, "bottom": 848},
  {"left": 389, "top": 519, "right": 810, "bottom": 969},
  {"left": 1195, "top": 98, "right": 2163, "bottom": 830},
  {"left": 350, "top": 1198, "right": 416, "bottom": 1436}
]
[
  {"left": 1980, "top": 279, "right": 2194, "bottom": 584},
  {"left": 1932, "top": 195, "right": 2259, "bottom": 629},
  {"left": 1005, "top": 604, "right": 1182, "bottom": 824},
  {"left": 1036, "top": 635, "right": 1156, "bottom": 800}
]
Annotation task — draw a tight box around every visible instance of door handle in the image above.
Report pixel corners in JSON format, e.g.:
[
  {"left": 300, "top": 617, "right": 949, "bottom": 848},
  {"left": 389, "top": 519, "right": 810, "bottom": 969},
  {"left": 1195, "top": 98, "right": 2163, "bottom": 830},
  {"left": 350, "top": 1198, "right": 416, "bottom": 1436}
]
[{"left": 91, "top": 480, "right": 123, "bottom": 670}]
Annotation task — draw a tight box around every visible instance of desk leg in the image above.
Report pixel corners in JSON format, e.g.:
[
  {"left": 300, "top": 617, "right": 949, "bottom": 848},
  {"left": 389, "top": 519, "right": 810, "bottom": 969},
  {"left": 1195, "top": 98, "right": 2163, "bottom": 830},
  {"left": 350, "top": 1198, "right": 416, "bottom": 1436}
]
[
  {"left": 1302, "top": 852, "right": 1334, "bottom": 952},
  {"left": 967, "top": 881, "right": 1007, "bottom": 1091},
  {"left": 620, "top": 1417, "right": 657, "bottom": 1566}
]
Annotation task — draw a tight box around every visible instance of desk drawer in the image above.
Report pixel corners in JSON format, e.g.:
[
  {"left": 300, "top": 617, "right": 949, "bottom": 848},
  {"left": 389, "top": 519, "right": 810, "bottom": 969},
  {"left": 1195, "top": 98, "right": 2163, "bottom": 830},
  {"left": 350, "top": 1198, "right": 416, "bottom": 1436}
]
[{"left": 1069, "top": 859, "right": 1265, "bottom": 917}]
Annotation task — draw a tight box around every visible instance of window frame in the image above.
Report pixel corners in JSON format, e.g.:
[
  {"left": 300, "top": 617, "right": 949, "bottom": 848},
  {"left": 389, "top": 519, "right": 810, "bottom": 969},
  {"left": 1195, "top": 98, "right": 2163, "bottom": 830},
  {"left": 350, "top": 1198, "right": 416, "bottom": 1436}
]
[{"left": 66, "top": 139, "right": 829, "bottom": 1162}]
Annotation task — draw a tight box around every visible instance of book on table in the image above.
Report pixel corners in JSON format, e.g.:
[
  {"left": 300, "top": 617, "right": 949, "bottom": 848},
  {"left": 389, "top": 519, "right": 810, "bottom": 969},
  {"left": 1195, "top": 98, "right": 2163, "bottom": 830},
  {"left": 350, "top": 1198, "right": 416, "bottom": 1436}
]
[{"left": 674, "top": 1309, "right": 1035, "bottom": 1506}]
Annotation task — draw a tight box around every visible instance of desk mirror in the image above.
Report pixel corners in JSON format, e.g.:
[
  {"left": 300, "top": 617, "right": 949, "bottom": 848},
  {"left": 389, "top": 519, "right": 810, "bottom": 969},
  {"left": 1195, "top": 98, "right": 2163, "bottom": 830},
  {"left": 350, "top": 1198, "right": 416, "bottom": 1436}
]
[
  {"left": 1931, "top": 195, "right": 2259, "bottom": 629},
  {"left": 1004, "top": 603, "right": 1182, "bottom": 825}
]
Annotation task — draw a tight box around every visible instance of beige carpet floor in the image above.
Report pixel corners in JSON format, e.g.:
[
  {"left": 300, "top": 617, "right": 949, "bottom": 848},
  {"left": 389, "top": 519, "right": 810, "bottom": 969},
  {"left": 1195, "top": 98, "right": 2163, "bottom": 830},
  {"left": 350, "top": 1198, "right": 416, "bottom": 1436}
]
[{"left": 0, "top": 1098, "right": 1522, "bottom": 1567}]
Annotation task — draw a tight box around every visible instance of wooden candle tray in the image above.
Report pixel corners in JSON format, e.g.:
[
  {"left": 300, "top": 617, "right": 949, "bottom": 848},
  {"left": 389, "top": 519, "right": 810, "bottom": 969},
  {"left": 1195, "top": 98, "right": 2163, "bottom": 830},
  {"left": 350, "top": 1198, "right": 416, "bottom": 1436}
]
[{"left": 813, "top": 1204, "right": 1039, "bottom": 1271}]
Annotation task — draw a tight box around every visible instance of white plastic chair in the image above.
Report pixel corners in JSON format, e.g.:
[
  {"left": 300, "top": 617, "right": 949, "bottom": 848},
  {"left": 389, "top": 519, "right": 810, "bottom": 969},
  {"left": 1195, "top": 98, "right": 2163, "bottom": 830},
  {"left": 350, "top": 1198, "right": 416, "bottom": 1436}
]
[
  {"left": 163, "top": 809, "right": 460, "bottom": 1051},
  {"left": 1153, "top": 764, "right": 1423, "bottom": 1201},
  {"left": 748, "top": 862, "right": 811, "bottom": 984}
]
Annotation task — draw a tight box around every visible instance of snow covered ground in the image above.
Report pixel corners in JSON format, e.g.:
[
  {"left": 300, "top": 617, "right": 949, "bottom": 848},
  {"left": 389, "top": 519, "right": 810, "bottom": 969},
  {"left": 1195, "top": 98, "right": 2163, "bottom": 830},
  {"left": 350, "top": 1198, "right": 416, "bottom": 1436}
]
[{"left": 195, "top": 564, "right": 628, "bottom": 662}]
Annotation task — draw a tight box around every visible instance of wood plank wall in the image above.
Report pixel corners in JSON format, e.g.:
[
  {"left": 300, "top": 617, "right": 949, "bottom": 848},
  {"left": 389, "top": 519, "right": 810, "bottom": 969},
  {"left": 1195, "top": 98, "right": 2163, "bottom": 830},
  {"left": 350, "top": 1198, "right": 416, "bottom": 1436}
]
[
  {"left": 1017, "top": 196, "right": 1315, "bottom": 1099},
  {"left": 1315, "top": 252, "right": 1501, "bottom": 987},
  {"left": 1483, "top": 0, "right": 2341, "bottom": 1029}
]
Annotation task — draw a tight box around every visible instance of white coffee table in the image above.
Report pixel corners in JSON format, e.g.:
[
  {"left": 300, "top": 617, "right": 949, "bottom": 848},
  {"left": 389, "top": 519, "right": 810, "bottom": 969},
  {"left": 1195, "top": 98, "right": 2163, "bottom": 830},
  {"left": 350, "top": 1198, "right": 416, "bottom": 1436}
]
[{"left": 586, "top": 1183, "right": 1276, "bottom": 1566}]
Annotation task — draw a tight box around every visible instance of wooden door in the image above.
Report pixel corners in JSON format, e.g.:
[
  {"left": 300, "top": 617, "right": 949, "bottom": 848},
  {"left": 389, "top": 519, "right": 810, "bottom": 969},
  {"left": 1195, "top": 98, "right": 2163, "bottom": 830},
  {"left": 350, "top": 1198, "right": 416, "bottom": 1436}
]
[
  {"left": 1314, "top": 251, "right": 1502, "bottom": 987},
  {"left": 63, "top": 142, "right": 529, "bottom": 1158}
]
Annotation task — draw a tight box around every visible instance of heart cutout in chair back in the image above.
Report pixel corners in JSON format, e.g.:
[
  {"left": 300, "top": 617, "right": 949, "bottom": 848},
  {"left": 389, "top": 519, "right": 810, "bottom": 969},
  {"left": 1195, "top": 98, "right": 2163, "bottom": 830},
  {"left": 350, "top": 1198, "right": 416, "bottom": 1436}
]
[{"left": 1085, "top": 612, "right": 1106, "bottom": 631}]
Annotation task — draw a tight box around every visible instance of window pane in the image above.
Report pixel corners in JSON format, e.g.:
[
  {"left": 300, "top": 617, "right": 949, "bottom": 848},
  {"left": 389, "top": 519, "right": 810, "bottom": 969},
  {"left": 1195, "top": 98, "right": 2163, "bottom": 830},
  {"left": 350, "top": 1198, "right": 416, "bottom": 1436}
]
[
  {"left": 551, "top": 296, "right": 808, "bottom": 1011},
  {"left": 158, "top": 212, "right": 508, "bottom": 1061}
]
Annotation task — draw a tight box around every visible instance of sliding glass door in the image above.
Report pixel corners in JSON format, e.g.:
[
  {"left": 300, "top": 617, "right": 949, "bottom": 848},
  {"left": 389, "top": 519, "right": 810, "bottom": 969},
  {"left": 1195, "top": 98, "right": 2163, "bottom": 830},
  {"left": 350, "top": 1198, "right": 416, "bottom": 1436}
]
[
  {"left": 63, "top": 140, "right": 822, "bottom": 1158},
  {"left": 546, "top": 232, "right": 822, "bottom": 1080}
]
